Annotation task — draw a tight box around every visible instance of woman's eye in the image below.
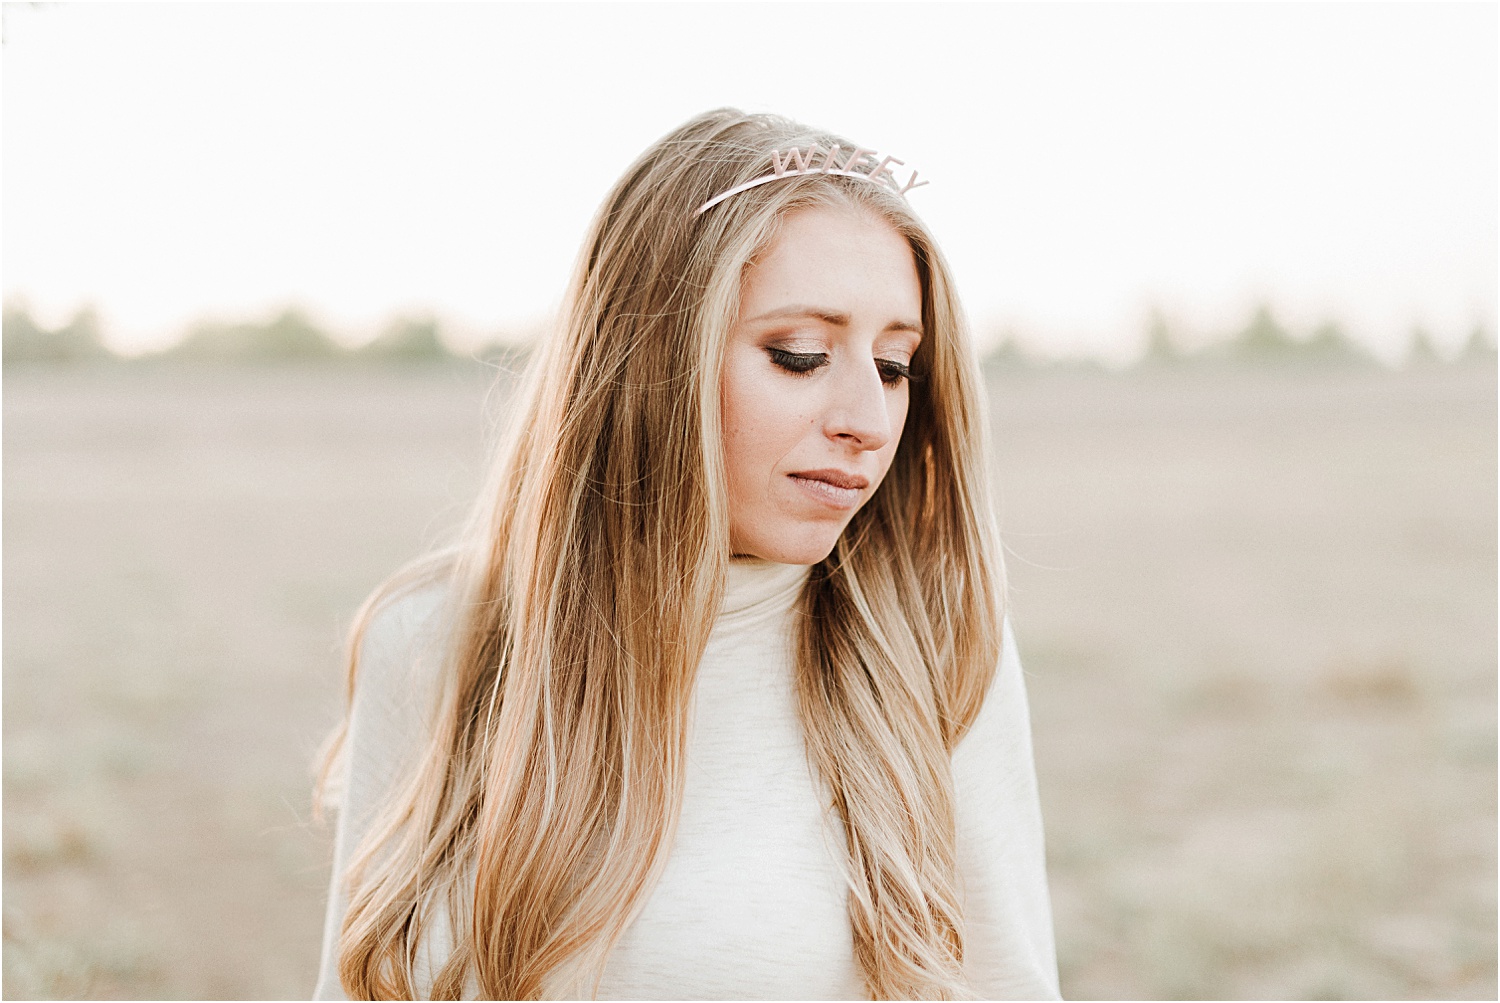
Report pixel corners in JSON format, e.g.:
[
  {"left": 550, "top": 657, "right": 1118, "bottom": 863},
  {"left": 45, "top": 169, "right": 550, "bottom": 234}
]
[
  {"left": 767, "top": 348, "right": 828, "bottom": 374},
  {"left": 876, "top": 359, "right": 914, "bottom": 386}
]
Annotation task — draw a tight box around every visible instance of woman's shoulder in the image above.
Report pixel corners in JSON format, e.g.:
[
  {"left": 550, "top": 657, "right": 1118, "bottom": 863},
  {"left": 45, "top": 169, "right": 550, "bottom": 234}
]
[
  {"left": 330, "top": 574, "right": 459, "bottom": 824},
  {"left": 358, "top": 576, "right": 457, "bottom": 678},
  {"left": 952, "top": 617, "right": 1035, "bottom": 793},
  {"left": 348, "top": 574, "right": 462, "bottom": 738}
]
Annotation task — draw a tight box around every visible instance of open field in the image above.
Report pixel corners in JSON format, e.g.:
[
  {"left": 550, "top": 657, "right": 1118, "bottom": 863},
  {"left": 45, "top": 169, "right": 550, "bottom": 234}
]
[{"left": 3, "top": 359, "right": 1494, "bottom": 999}]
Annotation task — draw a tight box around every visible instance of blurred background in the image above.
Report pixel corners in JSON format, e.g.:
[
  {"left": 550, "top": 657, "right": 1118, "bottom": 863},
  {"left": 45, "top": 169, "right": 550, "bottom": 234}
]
[{"left": 3, "top": 3, "right": 1494, "bottom": 999}]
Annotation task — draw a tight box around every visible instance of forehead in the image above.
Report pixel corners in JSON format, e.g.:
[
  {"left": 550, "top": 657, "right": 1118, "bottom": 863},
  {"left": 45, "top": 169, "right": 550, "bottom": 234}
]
[{"left": 738, "top": 205, "right": 922, "bottom": 320}]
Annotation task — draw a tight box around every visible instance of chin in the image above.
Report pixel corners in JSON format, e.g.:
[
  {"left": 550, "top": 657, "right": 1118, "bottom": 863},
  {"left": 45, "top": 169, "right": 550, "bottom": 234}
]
[{"left": 733, "top": 522, "right": 844, "bottom": 565}]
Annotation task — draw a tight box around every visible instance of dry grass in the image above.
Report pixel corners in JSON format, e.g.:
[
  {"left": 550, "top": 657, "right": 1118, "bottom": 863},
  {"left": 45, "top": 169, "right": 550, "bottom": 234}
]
[
  {"left": 989, "top": 361, "right": 1496, "bottom": 1000},
  {"left": 3, "top": 358, "right": 1493, "bottom": 999}
]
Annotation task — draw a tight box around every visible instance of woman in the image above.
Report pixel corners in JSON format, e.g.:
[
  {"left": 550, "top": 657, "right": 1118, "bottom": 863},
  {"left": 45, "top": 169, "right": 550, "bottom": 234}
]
[{"left": 314, "top": 108, "right": 1058, "bottom": 1001}]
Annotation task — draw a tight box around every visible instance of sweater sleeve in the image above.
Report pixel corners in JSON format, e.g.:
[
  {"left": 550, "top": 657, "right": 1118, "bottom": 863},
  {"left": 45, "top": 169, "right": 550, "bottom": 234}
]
[
  {"left": 951, "top": 618, "right": 1061, "bottom": 1000},
  {"left": 313, "top": 583, "right": 452, "bottom": 1001}
]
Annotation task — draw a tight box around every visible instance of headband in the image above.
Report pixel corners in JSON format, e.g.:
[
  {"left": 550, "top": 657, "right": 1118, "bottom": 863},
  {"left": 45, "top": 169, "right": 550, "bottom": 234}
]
[{"left": 695, "top": 143, "right": 928, "bottom": 216}]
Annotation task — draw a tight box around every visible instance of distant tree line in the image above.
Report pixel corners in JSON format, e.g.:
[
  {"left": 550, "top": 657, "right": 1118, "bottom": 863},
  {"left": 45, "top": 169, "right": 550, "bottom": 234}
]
[
  {"left": 3, "top": 300, "right": 1492, "bottom": 372},
  {"left": 981, "top": 304, "right": 1495, "bottom": 373},
  {"left": 1, "top": 303, "right": 528, "bottom": 368},
  {"left": 2, "top": 304, "right": 112, "bottom": 364}
]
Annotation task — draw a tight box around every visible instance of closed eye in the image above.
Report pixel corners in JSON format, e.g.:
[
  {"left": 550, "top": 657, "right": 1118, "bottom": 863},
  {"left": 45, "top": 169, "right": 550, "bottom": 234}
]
[
  {"left": 876, "top": 358, "right": 917, "bottom": 386},
  {"left": 767, "top": 347, "right": 828, "bottom": 375}
]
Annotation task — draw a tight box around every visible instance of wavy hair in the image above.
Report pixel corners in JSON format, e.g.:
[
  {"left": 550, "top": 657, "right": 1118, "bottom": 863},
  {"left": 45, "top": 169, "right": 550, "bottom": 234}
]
[{"left": 320, "top": 108, "right": 1005, "bottom": 1000}]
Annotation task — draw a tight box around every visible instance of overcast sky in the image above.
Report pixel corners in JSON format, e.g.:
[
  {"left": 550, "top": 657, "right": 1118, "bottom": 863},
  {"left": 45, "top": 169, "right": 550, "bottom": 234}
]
[{"left": 3, "top": 3, "right": 1495, "bottom": 362}]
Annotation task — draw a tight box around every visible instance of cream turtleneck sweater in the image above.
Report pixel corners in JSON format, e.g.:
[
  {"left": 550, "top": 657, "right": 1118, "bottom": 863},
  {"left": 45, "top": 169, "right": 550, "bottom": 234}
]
[{"left": 314, "top": 559, "right": 1059, "bottom": 1000}]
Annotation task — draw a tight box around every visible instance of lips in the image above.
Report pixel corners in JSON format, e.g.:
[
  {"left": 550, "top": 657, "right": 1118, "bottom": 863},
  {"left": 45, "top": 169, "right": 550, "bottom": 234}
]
[
  {"left": 792, "top": 468, "right": 869, "bottom": 490},
  {"left": 787, "top": 468, "right": 870, "bottom": 509}
]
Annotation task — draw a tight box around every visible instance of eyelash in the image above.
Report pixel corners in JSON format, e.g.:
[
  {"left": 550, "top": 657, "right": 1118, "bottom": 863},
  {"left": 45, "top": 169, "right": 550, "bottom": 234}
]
[{"left": 766, "top": 348, "right": 916, "bottom": 387}]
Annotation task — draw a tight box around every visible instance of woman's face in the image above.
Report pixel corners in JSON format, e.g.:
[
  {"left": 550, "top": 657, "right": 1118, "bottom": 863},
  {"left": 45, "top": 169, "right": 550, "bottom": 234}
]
[{"left": 721, "top": 203, "right": 923, "bottom": 565}]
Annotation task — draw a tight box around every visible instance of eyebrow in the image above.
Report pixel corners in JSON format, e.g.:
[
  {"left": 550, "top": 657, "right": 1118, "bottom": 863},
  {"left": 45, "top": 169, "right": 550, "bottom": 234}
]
[{"left": 746, "top": 305, "right": 924, "bottom": 336}]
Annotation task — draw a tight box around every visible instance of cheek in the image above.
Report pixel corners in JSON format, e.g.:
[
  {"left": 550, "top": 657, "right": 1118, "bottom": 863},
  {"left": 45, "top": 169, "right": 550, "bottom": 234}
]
[{"left": 721, "top": 354, "right": 805, "bottom": 485}]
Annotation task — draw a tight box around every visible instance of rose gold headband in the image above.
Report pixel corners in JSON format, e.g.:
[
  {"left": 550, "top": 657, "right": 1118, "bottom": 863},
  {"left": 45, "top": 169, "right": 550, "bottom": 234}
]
[{"left": 695, "top": 143, "right": 929, "bottom": 216}]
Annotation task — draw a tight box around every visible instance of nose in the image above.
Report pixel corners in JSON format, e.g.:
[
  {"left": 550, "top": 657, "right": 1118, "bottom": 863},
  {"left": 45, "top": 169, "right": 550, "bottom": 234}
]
[{"left": 821, "top": 359, "right": 893, "bottom": 451}]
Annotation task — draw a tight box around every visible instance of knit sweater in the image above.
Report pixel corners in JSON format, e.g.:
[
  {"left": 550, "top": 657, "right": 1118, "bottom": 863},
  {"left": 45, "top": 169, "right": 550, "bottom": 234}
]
[{"left": 314, "top": 559, "right": 1059, "bottom": 1000}]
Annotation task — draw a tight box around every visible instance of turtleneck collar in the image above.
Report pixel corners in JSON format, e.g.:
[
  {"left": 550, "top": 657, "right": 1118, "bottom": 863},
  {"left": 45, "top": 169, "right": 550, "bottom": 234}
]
[{"left": 718, "top": 557, "right": 811, "bottom": 630}]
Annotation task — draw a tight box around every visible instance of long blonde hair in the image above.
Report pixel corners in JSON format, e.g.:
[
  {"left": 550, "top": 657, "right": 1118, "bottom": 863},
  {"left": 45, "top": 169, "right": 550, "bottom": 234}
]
[{"left": 322, "top": 109, "right": 1005, "bottom": 1000}]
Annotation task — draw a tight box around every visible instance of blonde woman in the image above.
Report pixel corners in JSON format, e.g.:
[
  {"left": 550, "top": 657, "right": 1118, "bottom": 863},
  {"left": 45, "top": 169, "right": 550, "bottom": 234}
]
[{"left": 314, "top": 108, "right": 1059, "bottom": 1001}]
